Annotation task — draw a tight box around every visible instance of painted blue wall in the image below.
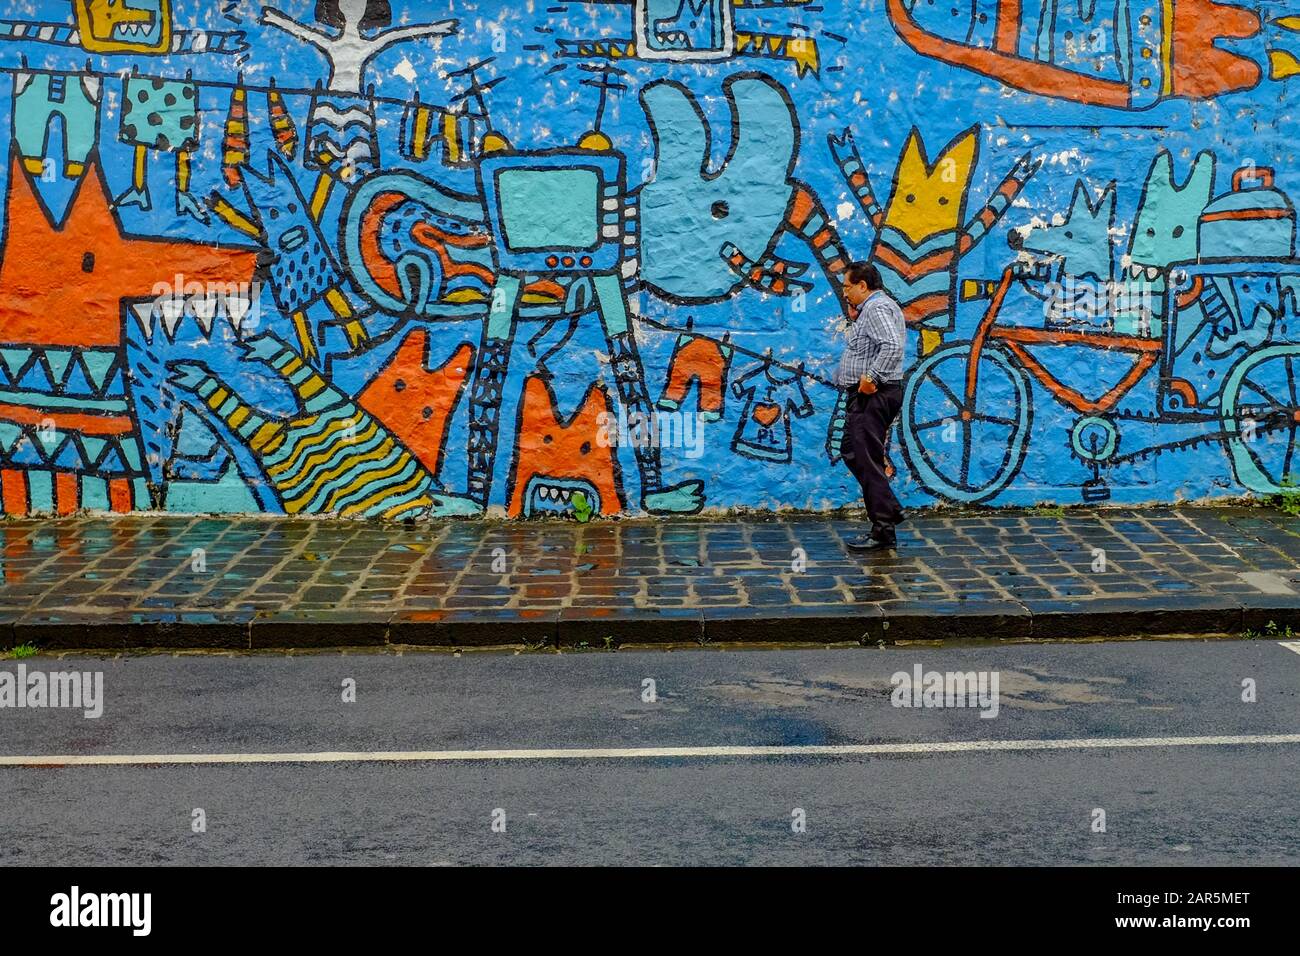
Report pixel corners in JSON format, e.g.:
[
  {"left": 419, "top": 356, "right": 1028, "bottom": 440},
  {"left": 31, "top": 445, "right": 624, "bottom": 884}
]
[{"left": 0, "top": 0, "right": 1295, "bottom": 518}]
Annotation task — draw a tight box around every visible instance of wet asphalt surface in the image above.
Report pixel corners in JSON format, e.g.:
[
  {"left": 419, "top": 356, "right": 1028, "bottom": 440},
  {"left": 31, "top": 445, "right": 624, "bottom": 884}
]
[{"left": 1, "top": 639, "right": 1298, "bottom": 865}]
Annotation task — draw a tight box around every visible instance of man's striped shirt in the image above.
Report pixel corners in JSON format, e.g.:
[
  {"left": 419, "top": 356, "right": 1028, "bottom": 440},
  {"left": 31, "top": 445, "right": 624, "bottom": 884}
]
[{"left": 835, "top": 290, "right": 905, "bottom": 388}]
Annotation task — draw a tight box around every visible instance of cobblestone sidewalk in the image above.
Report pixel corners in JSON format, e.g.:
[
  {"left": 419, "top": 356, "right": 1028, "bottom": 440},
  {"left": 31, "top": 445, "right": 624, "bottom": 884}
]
[{"left": 1, "top": 507, "right": 1297, "bottom": 648}]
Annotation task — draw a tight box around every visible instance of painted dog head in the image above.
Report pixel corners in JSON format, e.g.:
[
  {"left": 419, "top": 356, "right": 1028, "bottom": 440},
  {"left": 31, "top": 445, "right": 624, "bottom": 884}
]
[{"left": 1012, "top": 179, "right": 1117, "bottom": 283}]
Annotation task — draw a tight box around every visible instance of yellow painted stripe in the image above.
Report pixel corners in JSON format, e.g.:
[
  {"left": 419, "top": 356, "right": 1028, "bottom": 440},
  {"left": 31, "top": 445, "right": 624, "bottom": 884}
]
[
  {"left": 285, "top": 437, "right": 395, "bottom": 512},
  {"left": 209, "top": 199, "right": 260, "bottom": 238},
  {"left": 291, "top": 311, "right": 315, "bottom": 360},
  {"left": 261, "top": 431, "right": 286, "bottom": 456},
  {"left": 318, "top": 447, "right": 411, "bottom": 513},
  {"left": 339, "top": 465, "right": 427, "bottom": 518},
  {"left": 383, "top": 494, "right": 432, "bottom": 520},
  {"left": 310, "top": 172, "right": 332, "bottom": 222},
  {"left": 266, "top": 415, "right": 360, "bottom": 478},
  {"left": 298, "top": 374, "right": 325, "bottom": 400},
  {"left": 250, "top": 422, "right": 283, "bottom": 453},
  {"left": 442, "top": 289, "right": 488, "bottom": 303},
  {"left": 442, "top": 111, "right": 460, "bottom": 164},
  {"left": 412, "top": 107, "right": 431, "bottom": 159},
  {"left": 227, "top": 406, "right": 250, "bottom": 429},
  {"left": 324, "top": 287, "right": 354, "bottom": 319},
  {"left": 269, "top": 418, "right": 371, "bottom": 485},
  {"left": 276, "top": 421, "right": 382, "bottom": 494},
  {"left": 1160, "top": 0, "right": 1174, "bottom": 97}
]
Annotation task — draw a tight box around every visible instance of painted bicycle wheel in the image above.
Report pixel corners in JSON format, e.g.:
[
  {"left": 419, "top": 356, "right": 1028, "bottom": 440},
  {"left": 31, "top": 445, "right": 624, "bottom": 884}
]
[
  {"left": 900, "top": 342, "right": 1032, "bottom": 503},
  {"left": 1220, "top": 344, "right": 1300, "bottom": 494}
]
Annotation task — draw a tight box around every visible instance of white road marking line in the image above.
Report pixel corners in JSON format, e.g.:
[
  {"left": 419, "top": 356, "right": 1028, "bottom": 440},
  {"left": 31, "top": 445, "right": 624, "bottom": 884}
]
[
  {"left": 2, "top": 734, "right": 1300, "bottom": 768},
  {"left": 1280, "top": 641, "right": 1300, "bottom": 657}
]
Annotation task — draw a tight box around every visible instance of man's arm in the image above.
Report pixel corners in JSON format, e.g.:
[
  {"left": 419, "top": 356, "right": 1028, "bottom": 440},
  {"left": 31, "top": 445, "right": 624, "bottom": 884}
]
[{"left": 835, "top": 317, "right": 870, "bottom": 389}]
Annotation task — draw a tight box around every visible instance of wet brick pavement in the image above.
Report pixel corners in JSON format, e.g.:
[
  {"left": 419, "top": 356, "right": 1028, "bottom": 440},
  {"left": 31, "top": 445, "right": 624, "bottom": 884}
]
[{"left": 0, "top": 507, "right": 1297, "bottom": 648}]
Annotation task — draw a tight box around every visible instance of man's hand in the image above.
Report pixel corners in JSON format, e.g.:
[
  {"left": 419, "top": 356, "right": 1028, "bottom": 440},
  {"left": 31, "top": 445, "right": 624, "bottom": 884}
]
[{"left": 858, "top": 374, "right": 877, "bottom": 395}]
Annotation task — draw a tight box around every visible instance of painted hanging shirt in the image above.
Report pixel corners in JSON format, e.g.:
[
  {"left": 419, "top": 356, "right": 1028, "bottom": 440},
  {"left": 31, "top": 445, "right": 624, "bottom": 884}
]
[{"left": 730, "top": 361, "right": 815, "bottom": 464}]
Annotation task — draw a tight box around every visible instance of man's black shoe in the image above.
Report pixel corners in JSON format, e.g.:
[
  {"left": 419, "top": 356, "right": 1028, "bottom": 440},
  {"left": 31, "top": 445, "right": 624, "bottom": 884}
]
[{"left": 846, "top": 535, "right": 896, "bottom": 552}]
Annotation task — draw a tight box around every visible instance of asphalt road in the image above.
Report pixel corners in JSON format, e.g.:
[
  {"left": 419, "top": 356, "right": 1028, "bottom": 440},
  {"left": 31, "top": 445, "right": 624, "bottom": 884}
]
[{"left": 2, "top": 639, "right": 1298, "bottom": 865}]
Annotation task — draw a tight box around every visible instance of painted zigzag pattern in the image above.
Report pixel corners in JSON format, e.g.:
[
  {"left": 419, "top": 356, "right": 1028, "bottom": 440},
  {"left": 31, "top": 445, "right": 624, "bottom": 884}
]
[{"left": 169, "top": 335, "right": 436, "bottom": 519}]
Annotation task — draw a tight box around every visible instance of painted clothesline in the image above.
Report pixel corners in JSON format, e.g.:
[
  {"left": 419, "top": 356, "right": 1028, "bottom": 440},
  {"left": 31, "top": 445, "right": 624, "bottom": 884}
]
[
  {"left": 0, "top": 62, "right": 466, "bottom": 112},
  {"left": 634, "top": 313, "right": 839, "bottom": 390},
  {"left": 3, "top": 65, "right": 844, "bottom": 396}
]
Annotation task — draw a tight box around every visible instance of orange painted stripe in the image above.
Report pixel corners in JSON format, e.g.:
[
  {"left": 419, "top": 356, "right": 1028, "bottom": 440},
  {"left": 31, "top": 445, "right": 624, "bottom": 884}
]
[
  {"left": 410, "top": 221, "right": 492, "bottom": 249},
  {"left": 994, "top": 325, "right": 1162, "bottom": 351},
  {"left": 787, "top": 188, "right": 815, "bottom": 230},
  {"left": 995, "top": 0, "right": 1020, "bottom": 54},
  {"left": 901, "top": 292, "right": 951, "bottom": 324},
  {"left": 427, "top": 242, "right": 496, "bottom": 285},
  {"left": 0, "top": 404, "right": 136, "bottom": 436},
  {"left": 109, "top": 478, "right": 133, "bottom": 512},
  {"left": 872, "top": 243, "right": 915, "bottom": 278},
  {"left": 521, "top": 279, "right": 567, "bottom": 300},
  {"left": 889, "top": 0, "right": 1132, "bottom": 108},
  {"left": 1200, "top": 208, "right": 1291, "bottom": 223},
  {"left": 1, "top": 468, "right": 28, "bottom": 514},
  {"left": 55, "top": 472, "right": 78, "bottom": 515},
  {"left": 357, "top": 191, "right": 408, "bottom": 300},
  {"left": 873, "top": 242, "right": 956, "bottom": 280}
]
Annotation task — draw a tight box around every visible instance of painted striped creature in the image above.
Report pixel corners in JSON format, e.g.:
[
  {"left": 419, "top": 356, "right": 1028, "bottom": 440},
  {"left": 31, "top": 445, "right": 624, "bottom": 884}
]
[
  {"left": 168, "top": 334, "right": 473, "bottom": 519},
  {"left": 829, "top": 125, "right": 1040, "bottom": 356}
]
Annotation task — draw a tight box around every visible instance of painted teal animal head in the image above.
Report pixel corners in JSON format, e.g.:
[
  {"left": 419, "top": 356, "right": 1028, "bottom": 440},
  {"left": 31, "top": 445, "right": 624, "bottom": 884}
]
[
  {"left": 1014, "top": 179, "right": 1116, "bottom": 282},
  {"left": 639, "top": 73, "right": 798, "bottom": 302},
  {"left": 1127, "top": 150, "right": 1215, "bottom": 277}
]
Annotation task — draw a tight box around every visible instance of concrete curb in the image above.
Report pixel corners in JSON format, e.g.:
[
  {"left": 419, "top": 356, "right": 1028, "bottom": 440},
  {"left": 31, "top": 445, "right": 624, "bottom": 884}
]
[{"left": 2, "top": 594, "right": 1297, "bottom": 650}]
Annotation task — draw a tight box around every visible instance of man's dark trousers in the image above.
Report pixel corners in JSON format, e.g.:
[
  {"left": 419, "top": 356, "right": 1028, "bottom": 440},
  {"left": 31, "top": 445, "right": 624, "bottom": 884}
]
[{"left": 840, "top": 384, "right": 904, "bottom": 541}]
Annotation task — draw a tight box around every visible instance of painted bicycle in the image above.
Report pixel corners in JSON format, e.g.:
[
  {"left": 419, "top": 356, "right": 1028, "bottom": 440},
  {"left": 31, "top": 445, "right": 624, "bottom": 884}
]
[{"left": 899, "top": 260, "right": 1300, "bottom": 503}]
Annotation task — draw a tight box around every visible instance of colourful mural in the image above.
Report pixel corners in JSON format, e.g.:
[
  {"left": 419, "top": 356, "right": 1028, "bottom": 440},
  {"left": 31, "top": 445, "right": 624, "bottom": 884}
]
[{"left": 0, "top": 0, "right": 1296, "bottom": 518}]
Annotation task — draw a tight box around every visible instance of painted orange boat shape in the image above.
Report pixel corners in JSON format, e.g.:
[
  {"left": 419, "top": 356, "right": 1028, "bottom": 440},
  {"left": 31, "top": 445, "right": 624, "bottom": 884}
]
[{"left": 886, "top": 0, "right": 1262, "bottom": 110}]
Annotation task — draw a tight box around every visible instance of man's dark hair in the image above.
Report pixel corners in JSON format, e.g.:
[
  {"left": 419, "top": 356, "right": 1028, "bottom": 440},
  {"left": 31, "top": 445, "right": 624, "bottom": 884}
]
[{"left": 845, "top": 261, "right": 883, "bottom": 291}]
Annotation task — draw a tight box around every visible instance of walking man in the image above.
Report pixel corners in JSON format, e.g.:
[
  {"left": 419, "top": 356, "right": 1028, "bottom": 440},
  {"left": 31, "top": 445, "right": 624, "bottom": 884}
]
[{"left": 835, "top": 262, "right": 907, "bottom": 552}]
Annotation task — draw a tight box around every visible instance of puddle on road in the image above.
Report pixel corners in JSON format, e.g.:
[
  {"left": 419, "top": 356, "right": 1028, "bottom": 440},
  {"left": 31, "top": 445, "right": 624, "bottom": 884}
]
[
  {"left": 703, "top": 675, "right": 880, "bottom": 707},
  {"left": 704, "top": 665, "right": 1145, "bottom": 711}
]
